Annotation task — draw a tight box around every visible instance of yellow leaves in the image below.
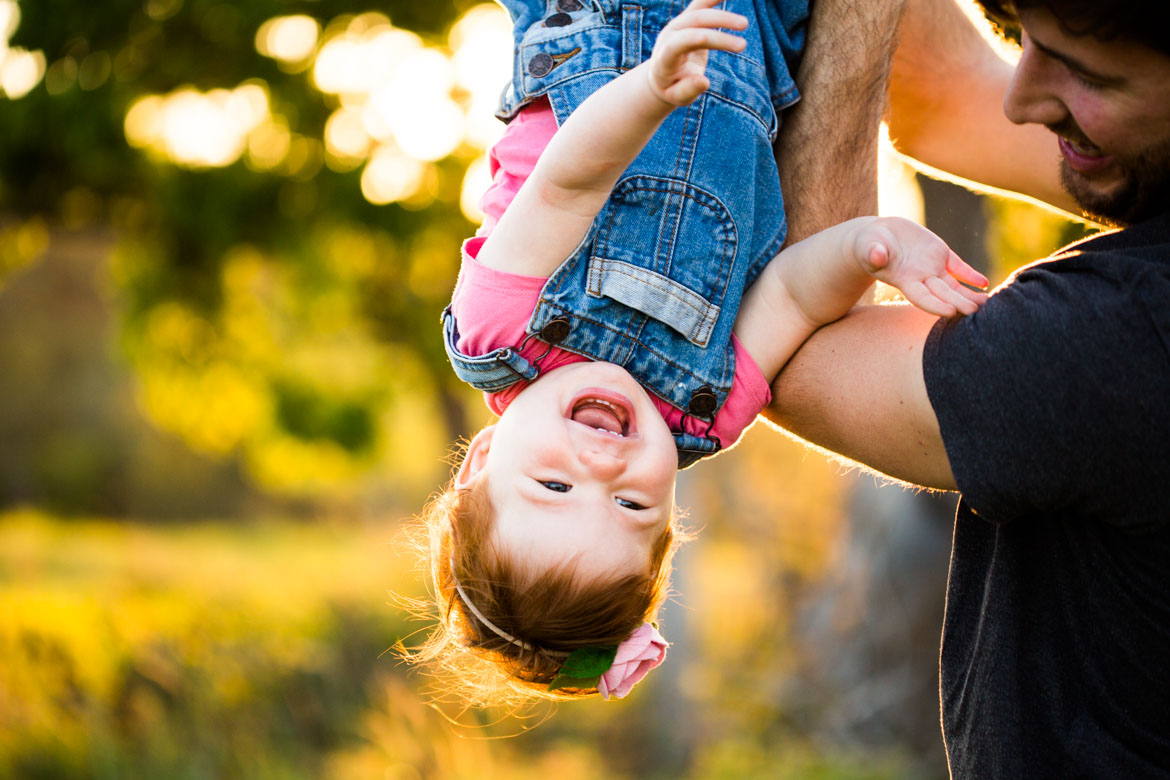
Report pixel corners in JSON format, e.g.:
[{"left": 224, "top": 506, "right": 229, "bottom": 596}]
[
  {"left": 246, "top": 434, "right": 363, "bottom": 494},
  {"left": 138, "top": 359, "right": 269, "bottom": 456}
]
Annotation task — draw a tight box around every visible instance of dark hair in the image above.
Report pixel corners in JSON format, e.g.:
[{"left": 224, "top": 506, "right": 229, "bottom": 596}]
[
  {"left": 977, "top": 0, "right": 1170, "bottom": 56},
  {"left": 401, "top": 472, "right": 685, "bottom": 706}
]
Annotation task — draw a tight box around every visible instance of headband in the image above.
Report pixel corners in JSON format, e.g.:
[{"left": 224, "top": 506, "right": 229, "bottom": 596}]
[
  {"left": 449, "top": 557, "right": 569, "bottom": 657},
  {"left": 448, "top": 558, "right": 668, "bottom": 698}
]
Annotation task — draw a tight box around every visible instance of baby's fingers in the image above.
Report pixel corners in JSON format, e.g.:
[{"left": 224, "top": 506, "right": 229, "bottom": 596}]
[
  {"left": 657, "top": 26, "right": 747, "bottom": 61},
  {"left": 925, "top": 276, "right": 981, "bottom": 316},
  {"left": 902, "top": 280, "right": 958, "bottom": 318},
  {"left": 670, "top": 1, "right": 750, "bottom": 32},
  {"left": 660, "top": 72, "right": 711, "bottom": 105},
  {"left": 945, "top": 250, "right": 989, "bottom": 290}
]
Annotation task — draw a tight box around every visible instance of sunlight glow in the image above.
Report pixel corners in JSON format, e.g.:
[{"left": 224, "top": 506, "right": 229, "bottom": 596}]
[
  {"left": 324, "top": 106, "right": 370, "bottom": 168},
  {"left": 246, "top": 118, "right": 292, "bottom": 171},
  {"left": 0, "top": 0, "right": 19, "bottom": 42},
  {"left": 877, "top": 125, "right": 925, "bottom": 224},
  {"left": 125, "top": 83, "right": 271, "bottom": 168},
  {"left": 0, "top": 47, "right": 44, "bottom": 99},
  {"left": 255, "top": 15, "right": 320, "bottom": 64},
  {"left": 361, "top": 146, "right": 426, "bottom": 205},
  {"left": 460, "top": 155, "right": 491, "bottom": 223},
  {"left": 449, "top": 5, "right": 512, "bottom": 100},
  {"left": 124, "top": 5, "right": 515, "bottom": 199},
  {"left": 304, "top": 4, "right": 510, "bottom": 202}
]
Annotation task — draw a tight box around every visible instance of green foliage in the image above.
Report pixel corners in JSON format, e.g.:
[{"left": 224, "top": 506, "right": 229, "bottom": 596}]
[{"left": 1, "top": 0, "right": 491, "bottom": 500}]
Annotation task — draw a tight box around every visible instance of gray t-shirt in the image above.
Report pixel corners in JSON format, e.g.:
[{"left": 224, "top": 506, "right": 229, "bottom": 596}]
[{"left": 923, "top": 212, "right": 1170, "bottom": 778}]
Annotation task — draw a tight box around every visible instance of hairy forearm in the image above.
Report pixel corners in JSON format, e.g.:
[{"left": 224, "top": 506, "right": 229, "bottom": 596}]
[{"left": 775, "top": 0, "right": 907, "bottom": 244}]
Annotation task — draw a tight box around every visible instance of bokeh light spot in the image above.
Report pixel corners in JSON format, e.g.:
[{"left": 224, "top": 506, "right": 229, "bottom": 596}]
[
  {"left": 0, "top": 48, "right": 45, "bottom": 99},
  {"left": 361, "top": 147, "right": 425, "bottom": 205},
  {"left": 256, "top": 15, "right": 320, "bottom": 64}
]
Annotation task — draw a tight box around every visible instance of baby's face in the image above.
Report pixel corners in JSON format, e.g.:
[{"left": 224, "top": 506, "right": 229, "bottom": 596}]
[{"left": 459, "top": 362, "right": 678, "bottom": 581}]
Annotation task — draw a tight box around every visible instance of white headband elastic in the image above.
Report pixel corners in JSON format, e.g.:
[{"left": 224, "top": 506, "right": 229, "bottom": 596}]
[{"left": 449, "top": 557, "right": 569, "bottom": 657}]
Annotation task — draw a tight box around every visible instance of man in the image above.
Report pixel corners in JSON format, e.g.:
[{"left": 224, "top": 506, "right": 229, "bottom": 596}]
[{"left": 769, "top": 0, "right": 1170, "bottom": 775}]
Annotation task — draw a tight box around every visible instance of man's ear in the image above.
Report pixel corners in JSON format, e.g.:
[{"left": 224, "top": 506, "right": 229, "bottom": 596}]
[{"left": 455, "top": 425, "right": 495, "bottom": 489}]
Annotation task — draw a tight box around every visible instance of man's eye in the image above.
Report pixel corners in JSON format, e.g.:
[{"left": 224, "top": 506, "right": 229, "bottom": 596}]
[
  {"left": 540, "top": 481, "right": 571, "bottom": 493},
  {"left": 615, "top": 497, "right": 645, "bottom": 510}
]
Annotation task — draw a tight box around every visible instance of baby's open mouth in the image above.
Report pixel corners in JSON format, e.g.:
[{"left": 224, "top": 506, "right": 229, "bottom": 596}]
[{"left": 571, "top": 397, "right": 630, "bottom": 437}]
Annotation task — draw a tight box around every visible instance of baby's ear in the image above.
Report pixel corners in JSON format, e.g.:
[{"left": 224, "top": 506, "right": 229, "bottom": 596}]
[{"left": 455, "top": 425, "right": 495, "bottom": 489}]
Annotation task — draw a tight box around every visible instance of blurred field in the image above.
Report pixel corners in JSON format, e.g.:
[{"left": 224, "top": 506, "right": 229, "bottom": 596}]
[{"left": 0, "top": 507, "right": 917, "bottom": 780}]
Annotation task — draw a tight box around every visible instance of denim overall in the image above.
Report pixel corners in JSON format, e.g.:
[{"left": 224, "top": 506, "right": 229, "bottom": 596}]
[{"left": 443, "top": 0, "right": 807, "bottom": 468}]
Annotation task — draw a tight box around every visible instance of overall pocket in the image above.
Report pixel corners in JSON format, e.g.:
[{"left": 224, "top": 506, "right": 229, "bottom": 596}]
[{"left": 588, "top": 175, "right": 737, "bottom": 348}]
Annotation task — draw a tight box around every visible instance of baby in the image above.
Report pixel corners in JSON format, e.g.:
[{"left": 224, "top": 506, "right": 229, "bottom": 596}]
[{"left": 407, "top": 0, "right": 987, "bottom": 704}]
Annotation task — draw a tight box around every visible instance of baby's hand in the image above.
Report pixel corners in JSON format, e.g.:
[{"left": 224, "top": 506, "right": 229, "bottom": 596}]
[
  {"left": 854, "top": 217, "right": 989, "bottom": 317},
  {"left": 648, "top": 0, "right": 748, "bottom": 107}
]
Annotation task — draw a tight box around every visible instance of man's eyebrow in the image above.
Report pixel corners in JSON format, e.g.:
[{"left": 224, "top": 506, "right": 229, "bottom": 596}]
[{"left": 1028, "top": 34, "right": 1121, "bottom": 83}]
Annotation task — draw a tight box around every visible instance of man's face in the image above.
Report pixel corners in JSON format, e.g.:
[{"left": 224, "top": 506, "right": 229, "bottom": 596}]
[{"left": 1004, "top": 7, "right": 1170, "bottom": 225}]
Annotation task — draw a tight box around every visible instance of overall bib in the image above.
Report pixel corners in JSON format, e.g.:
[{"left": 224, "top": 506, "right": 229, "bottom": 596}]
[{"left": 443, "top": 0, "right": 807, "bottom": 467}]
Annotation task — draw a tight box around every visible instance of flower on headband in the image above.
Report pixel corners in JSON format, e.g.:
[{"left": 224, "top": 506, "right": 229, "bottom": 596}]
[
  {"left": 547, "top": 622, "right": 668, "bottom": 700},
  {"left": 598, "top": 623, "right": 668, "bottom": 700}
]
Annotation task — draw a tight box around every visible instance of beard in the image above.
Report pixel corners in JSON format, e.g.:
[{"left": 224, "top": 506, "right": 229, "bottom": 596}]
[{"left": 1058, "top": 133, "right": 1170, "bottom": 227}]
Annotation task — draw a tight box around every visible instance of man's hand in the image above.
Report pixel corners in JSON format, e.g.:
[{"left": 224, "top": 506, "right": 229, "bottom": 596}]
[{"left": 647, "top": 0, "right": 748, "bottom": 107}]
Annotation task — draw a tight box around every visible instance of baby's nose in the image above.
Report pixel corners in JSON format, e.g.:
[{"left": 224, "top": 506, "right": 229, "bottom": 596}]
[{"left": 578, "top": 448, "right": 626, "bottom": 479}]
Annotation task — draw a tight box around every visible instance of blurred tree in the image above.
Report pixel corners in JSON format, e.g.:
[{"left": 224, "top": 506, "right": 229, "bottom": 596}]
[{"left": 0, "top": 0, "right": 499, "bottom": 507}]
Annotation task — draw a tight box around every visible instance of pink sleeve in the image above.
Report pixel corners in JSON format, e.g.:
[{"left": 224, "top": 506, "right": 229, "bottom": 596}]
[
  {"left": 450, "top": 237, "right": 591, "bottom": 417},
  {"left": 711, "top": 336, "right": 772, "bottom": 448},
  {"left": 450, "top": 237, "right": 548, "bottom": 358},
  {"left": 477, "top": 98, "right": 558, "bottom": 234}
]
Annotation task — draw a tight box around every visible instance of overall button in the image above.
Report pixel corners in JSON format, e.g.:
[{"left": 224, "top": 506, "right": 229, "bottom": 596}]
[
  {"left": 540, "top": 317, "right": 571, "bottom": 344},
  {"left": 544, "top": 12, "right": 573, "bottom": 27},
  {"left": 557, "top": 0, "right": 583, "bottom": 10},
  {"left": 687, "top": 386, "right": 717, "bottom": 418},
  {"left": 527, "top": 53, "right": 554, "bottom": 78}
]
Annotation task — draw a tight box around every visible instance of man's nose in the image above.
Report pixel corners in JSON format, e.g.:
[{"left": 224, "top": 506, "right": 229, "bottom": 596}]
[
  {"left": 577, "top": 448, "right": 626, "bottom": 480},
  {"left": 1003, "top": 35, "right": 1067, "bottom": 128}
]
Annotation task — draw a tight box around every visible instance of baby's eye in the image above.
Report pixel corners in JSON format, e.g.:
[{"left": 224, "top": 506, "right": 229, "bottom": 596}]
[
  {"left": 539, "top": 480, "right": 572, "bottom": 493},
  {"left": 615, "top": 497, "right": 646, "bottom": 510}
]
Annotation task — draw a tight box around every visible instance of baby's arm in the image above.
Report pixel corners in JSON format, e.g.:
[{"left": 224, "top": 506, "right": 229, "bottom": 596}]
[
  {"left": 475, "top": 0, "right": 747, "bottom": 276},
  {"left": 736, "top": 217, "right": 989, "bottom": 382}
]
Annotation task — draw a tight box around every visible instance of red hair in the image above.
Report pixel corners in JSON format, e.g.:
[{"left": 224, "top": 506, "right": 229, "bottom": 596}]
[{"left": 401, "top": 469, "right": 685, "bottom": 706}]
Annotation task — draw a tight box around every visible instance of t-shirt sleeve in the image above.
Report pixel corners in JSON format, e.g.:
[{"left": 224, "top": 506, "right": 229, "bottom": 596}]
[
  {"left": 711, "top": 335, "right": 772, "bottom": 448},
  {"left": 922, "top": 254, "right": 1170, "bottom": 527},
  {"left": 450, "top": 236, "right": 548, "bottom": 357}
]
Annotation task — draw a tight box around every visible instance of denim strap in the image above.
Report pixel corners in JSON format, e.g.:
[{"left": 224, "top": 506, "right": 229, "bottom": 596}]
[{"left": 621, "top": 5, "right": 643, "bottom": 71}]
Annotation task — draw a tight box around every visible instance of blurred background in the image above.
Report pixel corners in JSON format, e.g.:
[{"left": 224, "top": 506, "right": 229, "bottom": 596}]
[{"left": 0, "top": 1, "right": 1089, "bottom": 777}]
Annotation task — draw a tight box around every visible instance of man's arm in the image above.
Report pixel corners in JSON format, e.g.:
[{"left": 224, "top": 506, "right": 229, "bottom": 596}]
[
  {"left": 763, "top": 303, "right": 956, "bottom": 490},
  {"left": 767, "top": 0, "right": 957, "bottom": 488},
  {"left": 887, "top": 0, "right": 1077, "bottom": 214},
  {"left": 773, "top": 0, "right": 906, "bottom": 244}
]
